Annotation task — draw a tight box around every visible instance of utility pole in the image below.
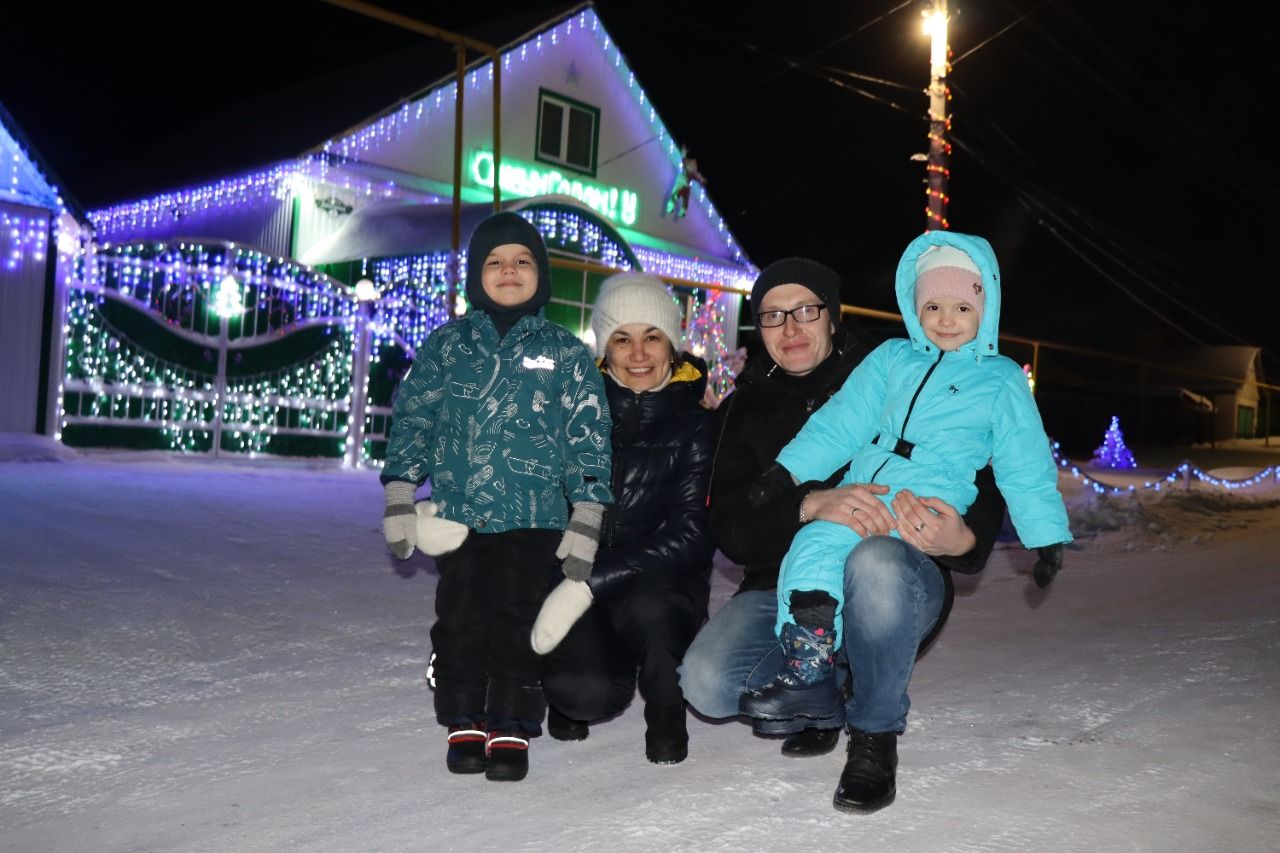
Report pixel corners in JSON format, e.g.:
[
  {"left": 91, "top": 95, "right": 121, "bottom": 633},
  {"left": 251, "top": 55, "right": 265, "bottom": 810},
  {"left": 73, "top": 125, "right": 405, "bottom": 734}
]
[
  {"left": 923, "top": 0, "right": 951, "bottom": 230},
  {"left": 318, "top": 0, "right": 503, "bottom": 313}
]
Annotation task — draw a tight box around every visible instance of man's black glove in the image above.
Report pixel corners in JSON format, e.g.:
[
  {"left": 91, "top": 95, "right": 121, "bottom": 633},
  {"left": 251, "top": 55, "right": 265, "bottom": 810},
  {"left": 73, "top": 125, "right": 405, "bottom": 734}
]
[
  {"left": 747, "top": 462, "right": 796, "bottom": 509},
  {"left": 1033, "top": 543, "right": 1064, "bottom": 588}
]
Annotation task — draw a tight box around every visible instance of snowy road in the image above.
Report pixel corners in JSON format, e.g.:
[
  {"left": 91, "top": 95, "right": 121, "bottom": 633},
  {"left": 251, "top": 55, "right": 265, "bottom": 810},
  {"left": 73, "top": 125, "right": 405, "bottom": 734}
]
[{"left": 2, "top": 452, "right": 1278, "bottom": 852}]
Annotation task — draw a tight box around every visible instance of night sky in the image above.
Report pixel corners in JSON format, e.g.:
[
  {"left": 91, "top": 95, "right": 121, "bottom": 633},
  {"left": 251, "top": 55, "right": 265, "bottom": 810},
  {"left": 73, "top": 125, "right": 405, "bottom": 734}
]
[{"left": 4, "top": 1, "right": 1274, "bottom": 362}]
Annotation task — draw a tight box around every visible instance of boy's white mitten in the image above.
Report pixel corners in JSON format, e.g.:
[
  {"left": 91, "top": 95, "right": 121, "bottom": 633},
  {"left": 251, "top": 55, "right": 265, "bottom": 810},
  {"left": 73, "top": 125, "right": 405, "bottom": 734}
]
[
  {"left": 556, "top": 502, "right": 604, "bottom": 582},
  {"left": 531, "top": 579, "right": 593, "bottom": 654},
  {"left": 382, "top": 480, "right": 418, "bottom": 560},
  {"left": 414, "top": 500, "right": 470, "bottom": 556}
]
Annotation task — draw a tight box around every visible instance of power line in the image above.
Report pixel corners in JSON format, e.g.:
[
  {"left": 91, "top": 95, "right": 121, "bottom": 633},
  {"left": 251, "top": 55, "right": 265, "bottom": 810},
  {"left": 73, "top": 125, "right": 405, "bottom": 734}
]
[
  {"left": 951, "top": 1, "right": 1048, "bottom": 66},
  {"left": 950, "top": 133, "right": 1258, "bottom": 349},
  {"left": 1045, "top": 0, "right": 1279, "bottom": 200},
  {"left": 986, "top": 0, "right": 1272, "bottom": 212},
  {"left": 597, "top": 0, "right": 918, "bottom": 170}
]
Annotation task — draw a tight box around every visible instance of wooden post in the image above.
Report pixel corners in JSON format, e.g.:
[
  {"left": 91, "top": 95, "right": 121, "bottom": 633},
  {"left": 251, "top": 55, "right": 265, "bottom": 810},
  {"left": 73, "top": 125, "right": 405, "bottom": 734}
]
[
  {"left": 493, "top": 54, "right": 502, "bottom": 213},
  {"left": 448, "top": 44, "right": 466, "bottom": 317}
]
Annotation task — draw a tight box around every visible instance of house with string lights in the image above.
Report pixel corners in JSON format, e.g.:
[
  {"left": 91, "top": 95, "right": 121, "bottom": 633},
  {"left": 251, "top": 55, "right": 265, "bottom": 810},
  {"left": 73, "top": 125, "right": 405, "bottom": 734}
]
[
  {"left": 59, "top": 3, "right": 755, "bottom": 463},
  {"left": 0, "top": 101, "right": 89, "bottom": 439}
]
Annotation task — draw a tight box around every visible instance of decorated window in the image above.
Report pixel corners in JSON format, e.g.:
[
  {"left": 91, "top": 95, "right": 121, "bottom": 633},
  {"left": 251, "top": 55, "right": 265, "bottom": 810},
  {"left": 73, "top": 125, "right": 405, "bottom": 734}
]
[{"left": 536, "top": 88, "right": 600, "bottom": 176}]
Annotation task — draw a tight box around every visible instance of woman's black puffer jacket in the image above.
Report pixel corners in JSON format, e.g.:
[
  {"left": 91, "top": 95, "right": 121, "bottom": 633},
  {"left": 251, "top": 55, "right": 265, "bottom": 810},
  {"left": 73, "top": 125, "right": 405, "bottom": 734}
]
[{"left": 588, "top": 354, "right": 717, "bottom": 602}]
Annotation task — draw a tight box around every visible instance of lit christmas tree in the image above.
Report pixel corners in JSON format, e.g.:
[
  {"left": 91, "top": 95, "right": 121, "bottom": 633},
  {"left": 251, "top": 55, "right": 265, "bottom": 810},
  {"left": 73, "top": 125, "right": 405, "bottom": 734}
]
[
  {"left": 1091, "top": 415, "right": 1137, "bottom": 469},
  {"left": 683, "top": 288, "right": 741, "bottom": 407}
]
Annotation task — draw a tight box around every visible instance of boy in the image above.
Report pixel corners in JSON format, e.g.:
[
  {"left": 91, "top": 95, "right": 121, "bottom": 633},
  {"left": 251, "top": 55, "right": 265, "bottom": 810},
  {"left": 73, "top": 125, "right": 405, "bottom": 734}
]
[
  {"left": 741, "top": 230, "right": 1071, "bottom": 731},
  {"left": 380, "top": 211, "right": 613, "bottom": 782}
]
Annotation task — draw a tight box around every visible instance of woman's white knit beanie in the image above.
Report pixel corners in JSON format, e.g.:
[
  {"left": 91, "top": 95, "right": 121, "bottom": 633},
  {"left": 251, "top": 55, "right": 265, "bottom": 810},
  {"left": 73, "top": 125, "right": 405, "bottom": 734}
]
[{"left": 590, "top": 272, "right": 683, "bottom": 353}]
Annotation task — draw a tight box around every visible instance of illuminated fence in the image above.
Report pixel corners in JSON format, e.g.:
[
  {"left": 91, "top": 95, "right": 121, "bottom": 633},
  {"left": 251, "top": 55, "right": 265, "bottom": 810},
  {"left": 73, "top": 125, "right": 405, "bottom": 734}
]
[
  {"left": 60, "top": 240, "right": 368, "bottom": 461},
  {"left": 57, "top": 203, "right": 749, "bottom": 463},
  {"left": 1050, "top": 442, "right": 1280, "bottom": 495}
]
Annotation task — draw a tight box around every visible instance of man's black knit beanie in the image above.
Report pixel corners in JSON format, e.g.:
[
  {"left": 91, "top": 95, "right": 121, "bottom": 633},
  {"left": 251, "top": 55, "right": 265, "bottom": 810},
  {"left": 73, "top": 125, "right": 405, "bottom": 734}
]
[{"left": 749, "top": 257, "right": 842, "bottom": 329}]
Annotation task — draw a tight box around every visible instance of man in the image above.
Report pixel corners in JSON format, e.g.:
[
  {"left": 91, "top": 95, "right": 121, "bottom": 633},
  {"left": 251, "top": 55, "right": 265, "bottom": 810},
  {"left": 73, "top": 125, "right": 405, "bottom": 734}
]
[{"left": 678, "top": 257, "right": 1007, "bottom": 812}]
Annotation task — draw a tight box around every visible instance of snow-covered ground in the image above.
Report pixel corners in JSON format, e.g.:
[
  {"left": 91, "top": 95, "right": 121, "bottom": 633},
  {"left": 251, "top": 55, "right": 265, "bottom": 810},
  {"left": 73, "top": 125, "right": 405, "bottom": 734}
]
[{"left": 2, "top": 435, "right": 1279, "bottom": 853}]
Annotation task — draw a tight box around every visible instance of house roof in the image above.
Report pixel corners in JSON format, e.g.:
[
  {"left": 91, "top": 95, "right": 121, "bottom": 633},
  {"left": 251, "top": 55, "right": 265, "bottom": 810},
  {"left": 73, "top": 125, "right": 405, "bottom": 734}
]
[
  {"left": 307, "top": 2, "right": 751, "bottom": 269},
  {"left": 311, "top": 3, "right": 595, "bottom": 158},
  {"left": 1164, "top": 346, "right": 1260, "bottom": 382},
  {"left": 0, "top": 100, "right": 85, "bottom": 220},
  {"left": 81, "top": 3, "right": 753, "bottom": 274}
]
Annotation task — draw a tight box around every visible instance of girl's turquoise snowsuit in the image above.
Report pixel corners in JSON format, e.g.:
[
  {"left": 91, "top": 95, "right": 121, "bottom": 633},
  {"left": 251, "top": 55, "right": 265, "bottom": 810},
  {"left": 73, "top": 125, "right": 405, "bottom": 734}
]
[{"left": 775, "top": 231, "right": 1071, "bottom": 639}]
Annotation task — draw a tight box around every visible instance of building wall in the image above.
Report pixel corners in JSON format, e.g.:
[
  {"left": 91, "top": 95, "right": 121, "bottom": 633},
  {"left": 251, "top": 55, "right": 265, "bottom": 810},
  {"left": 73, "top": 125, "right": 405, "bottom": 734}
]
[{"left": 0, "top": 201, "right": 51, "bottom": 432}]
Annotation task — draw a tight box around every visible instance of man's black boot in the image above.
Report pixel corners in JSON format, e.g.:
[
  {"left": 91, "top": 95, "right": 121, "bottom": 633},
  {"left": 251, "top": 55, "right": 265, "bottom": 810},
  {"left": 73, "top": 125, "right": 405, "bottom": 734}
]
[
  {"left": 781, "top": 725, "right": 842, "bottom": 757},
  {"left": 833, "top": 728, "right": 898, "bottom": 813}
]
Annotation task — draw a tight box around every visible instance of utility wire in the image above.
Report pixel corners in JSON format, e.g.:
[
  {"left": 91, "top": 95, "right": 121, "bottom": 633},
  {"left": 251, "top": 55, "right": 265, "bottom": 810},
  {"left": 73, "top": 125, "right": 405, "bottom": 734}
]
[
  {"left": 951, "top": 1, "right": 1048, "bottom": 66},
  {"left": 1045, "top": 0, "right": 1279, "bottom": 199},
  {"left": 951, "top": 132, "right": 1250, "bottom": 347},
  {"left": 990, "top": 0, "right": 1271, "bottom": 212},
  {"left": 596, "top": 0, "right": 917, "bottom": 170}
]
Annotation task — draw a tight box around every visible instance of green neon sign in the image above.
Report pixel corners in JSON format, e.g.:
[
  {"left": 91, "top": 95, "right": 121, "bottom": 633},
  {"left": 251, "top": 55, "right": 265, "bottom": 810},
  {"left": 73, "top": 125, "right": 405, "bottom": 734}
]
[{"left": 469, "top": 151, "right": 639, "bottom": 226}]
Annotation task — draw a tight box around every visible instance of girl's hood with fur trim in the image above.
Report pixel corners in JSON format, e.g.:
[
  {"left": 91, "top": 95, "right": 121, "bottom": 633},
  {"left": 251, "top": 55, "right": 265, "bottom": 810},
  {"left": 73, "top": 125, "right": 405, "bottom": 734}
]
[{"left": 894, "top": 231, "right": 1002, "bottom": 361}]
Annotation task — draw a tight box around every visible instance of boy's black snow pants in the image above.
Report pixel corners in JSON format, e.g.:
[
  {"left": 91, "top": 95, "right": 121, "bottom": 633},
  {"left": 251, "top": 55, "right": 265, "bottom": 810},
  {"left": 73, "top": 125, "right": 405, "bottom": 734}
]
[{"left": 430, "top": 528, "right": 559, "bottom": 735}]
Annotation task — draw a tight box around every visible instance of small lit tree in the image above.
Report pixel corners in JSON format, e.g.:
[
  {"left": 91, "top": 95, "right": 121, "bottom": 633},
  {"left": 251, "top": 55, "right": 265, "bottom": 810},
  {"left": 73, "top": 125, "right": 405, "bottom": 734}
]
[
  {"left": 683, "top": 289, "right": 739, "bottom": 407},
  {"left": 1092, "top": 415, "right": 1137, "bottom": 469}
]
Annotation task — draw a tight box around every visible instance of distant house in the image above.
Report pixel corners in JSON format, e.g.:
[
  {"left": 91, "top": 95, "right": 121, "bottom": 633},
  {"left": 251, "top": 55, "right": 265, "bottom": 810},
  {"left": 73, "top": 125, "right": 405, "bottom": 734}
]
[
  {"left": 1034, "top": 343, "right": 1268, "bottom": 452},
  {"left": 1149, "top": 346, "right": 1266, "bottom": 441},
  {"left": 56, "top": 3, "right": 755, "bottom": 461},
  {"left": 0, "top": 102, "right": 87, "bottom": 436}
]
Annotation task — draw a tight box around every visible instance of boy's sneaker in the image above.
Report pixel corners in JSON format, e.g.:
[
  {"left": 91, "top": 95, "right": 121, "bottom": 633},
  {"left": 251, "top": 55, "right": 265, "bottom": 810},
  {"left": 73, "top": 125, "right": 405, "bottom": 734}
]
[
  {"left": 445, "top": 725, "right": 487, "bottom": 775},
  {"left": 485, "top": 731, "right": 530, "bottom": 782}
]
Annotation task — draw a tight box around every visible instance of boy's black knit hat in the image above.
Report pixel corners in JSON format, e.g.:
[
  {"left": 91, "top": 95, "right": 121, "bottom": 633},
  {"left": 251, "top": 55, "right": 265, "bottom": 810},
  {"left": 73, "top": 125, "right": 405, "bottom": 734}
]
[
  {"left": 465, "top": 211, "right": 552, "bottom": 313},
  {"left": 750, "top": 258, "right": 842, "bottom": 328}
]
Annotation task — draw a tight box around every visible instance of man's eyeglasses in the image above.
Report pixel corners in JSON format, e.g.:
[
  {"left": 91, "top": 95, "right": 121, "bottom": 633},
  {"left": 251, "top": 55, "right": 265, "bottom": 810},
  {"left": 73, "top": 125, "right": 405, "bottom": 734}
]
[{"left": 757, "top": 303, "right": 826, "bottom": 328}]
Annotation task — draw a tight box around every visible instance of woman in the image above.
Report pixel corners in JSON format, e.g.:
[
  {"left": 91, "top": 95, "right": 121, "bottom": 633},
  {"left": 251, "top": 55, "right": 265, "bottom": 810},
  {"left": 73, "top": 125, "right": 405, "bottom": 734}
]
[{"left": 534, "top": 272, "right": 716, "bottom": 764}]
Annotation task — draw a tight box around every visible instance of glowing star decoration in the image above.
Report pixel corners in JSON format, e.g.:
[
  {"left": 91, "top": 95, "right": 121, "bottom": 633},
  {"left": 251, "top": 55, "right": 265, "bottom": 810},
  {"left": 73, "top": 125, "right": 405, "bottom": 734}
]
[
  {"left": 212, "top": 274, "right": 245, "bottom": 319},
  {"left": 1091, "top": 415, "right": 1137, "bottom": 469}
]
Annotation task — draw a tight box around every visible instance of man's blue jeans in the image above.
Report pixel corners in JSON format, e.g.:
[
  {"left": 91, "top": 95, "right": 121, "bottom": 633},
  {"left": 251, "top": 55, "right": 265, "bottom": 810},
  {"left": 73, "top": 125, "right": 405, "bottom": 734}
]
[
  {"left": 842, "top": 536, "right": 945, "bottom": 734},
  {"left": 679, "top": 536, "right": 945, "bottom": 733},
  {"left": 678, "top": 589, "right": 781, "bottom": 719}
]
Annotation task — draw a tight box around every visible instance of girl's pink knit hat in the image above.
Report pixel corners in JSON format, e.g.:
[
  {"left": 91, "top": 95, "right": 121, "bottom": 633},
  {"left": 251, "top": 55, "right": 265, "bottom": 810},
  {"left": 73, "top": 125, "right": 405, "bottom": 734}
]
[{"left": 914, "top": 245, "right": 985, "bottom": 321}]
